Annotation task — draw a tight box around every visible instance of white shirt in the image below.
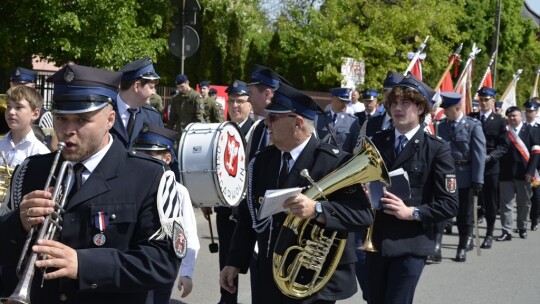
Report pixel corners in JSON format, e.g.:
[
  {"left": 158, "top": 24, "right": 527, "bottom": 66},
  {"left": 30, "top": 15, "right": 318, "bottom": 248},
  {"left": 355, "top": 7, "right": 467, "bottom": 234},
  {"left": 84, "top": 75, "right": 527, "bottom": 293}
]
[
  {"left": 0, "top": 129, "right": 50, "bottom": 167},
  {"left": 394, "top": 125, "right": 421, "bottom": 150},
  {"left": 324, "top": 103, "right": 354, "bottom": 115},
  {"left": 116, "top": 93, "right": 134, "bottom": 128},
  {"left": 176, "top": 182, "right": 199, "bottom": 278},
  {"left": 347, "top": 102, "right": 365, "bottom": 113}
]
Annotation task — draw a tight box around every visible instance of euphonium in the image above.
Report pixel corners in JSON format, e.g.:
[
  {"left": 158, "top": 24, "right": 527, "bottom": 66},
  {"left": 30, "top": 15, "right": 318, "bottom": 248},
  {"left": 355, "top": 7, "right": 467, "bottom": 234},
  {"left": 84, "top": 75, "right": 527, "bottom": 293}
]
[
  {"left": 272, "top": 138, "right": 389, "bottom": 299},
  {"left": 0, "top": 152, "right": 14, "bottom": 201},
  {"left": 1, "top": 143, "right": 74, "bottom": 304}
]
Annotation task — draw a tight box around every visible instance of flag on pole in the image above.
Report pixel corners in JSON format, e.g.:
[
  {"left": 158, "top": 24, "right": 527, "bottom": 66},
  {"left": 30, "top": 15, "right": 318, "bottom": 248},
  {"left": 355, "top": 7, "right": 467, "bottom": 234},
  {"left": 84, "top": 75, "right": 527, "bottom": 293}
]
[
  {"left": 480, "top": 68, "right": 493, "bottom": 89},
  {"left": 407, "top": 52, "right": 425, "bottom": 81},
  {"left": 455, "top": 63, "right": 474, "bottom": 114},
  {"left": 500, "top": 69, "right": 523, "bottom": 114}
]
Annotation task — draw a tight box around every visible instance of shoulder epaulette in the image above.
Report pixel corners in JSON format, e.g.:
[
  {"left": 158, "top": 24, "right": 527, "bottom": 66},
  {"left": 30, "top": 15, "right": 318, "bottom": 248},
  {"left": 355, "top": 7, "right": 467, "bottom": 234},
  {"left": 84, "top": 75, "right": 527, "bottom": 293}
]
[
  {"left": 128, "top": 150, "right": 167, "bottom": 166},
  {"left": 142, "top": 104, "right": 160, "bottom": 114}
]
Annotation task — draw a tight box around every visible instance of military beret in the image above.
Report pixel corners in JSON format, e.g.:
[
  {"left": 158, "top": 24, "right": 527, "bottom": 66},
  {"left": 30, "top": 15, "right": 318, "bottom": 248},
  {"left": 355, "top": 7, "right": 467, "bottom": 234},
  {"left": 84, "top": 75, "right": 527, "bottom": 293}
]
[
  {"left": 199, "top": 81, "right": 210, "bottom": 88},
  {"left": 383, "top": 71, "right": 404, "bottom": 89},
  {"left": 477, "top": 86, "right": 496, "bottom": 98},
  {"left": 361, "top": 89, "right": 379, "bottom": 101},
  {"left": 247, "top": 64, "right": 291, "bottom": 89},
  {"left": 396, "top": 72, "right": 435, "bottom": 102},
  {"left": 494, "top": 101, "right": 503, "bottom": 109},
  {"left": 225, "top": 80, "right": 249, "bottom": 96},
  {"left": 330, "top": 88, "right": 351, "bottom": 101},
  {"left": 266, "top": 83, "right": 317, "bottom": 120},
  {"left": 47, "top": 64, "right": 122, "bottom": 114},
  {"left": 524, "top": 100, "right": 539, "bottom": 111},
  {"left": 133, "top": 124, "right": 179, "bottom": 152},
  {"left": 472, "top": 101, "right": 479, "bottom": 109},
  {"left": 440, "top": 92, "right": 462, "bottom": 109},
  {"left": 120, "top": 57, "right": 160, "bottom": 82},
  {"left": 10, "top": 67, "right": 37, "bottom": 84},
  {"left": 209, "top": 88, "right": 218, "bottom": 95},
  {"left": 175, "top": 74, "right": 188, "bottom": 85}
]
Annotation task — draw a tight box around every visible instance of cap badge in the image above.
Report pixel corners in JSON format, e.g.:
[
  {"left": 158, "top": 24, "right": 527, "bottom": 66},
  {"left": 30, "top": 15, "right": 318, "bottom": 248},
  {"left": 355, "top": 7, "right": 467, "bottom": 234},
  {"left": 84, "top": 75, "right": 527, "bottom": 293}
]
[{"left": 64, "top": 70, "right": 75, "bottom": 83}]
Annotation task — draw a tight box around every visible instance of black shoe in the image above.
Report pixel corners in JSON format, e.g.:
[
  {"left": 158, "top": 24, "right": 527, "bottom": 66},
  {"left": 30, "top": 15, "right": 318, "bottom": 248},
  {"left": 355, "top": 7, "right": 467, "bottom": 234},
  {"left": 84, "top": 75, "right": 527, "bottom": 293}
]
[
  {"left": 519, "top": 229, "right": 527, "bottom": 239},
  {"left": 480, "top": 236, "right": 493, "bottom": 249},
  {"left": 532, "top": 224, "right": 539, "bottom": 231},
  {"left": 455, "top": 248, "right": 466, "bottom": 262},
  {"left": 478, "top": 216, "right": 484, "bottom": 224},
  {"left": 496, "top": 232, "right": 512, "bottom": 241},
  {"left": 513, "top": 228, "right": 519, "bottom": 233},
  {"left": 465, "top": 236, "right": 474, "bottom": 251}
]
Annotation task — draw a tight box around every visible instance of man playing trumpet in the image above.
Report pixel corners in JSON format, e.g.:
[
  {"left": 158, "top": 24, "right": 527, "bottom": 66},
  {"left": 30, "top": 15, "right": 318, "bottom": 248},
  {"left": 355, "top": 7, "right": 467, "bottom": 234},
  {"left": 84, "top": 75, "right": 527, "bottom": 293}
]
[{"left": 0, "top": 64, "right": 179, "bottom": 304}]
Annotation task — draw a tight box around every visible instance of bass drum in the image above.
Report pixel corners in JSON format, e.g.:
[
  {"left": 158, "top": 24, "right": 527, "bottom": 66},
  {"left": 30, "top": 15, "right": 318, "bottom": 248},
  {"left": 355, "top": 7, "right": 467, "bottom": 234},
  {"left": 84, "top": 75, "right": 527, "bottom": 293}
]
[{"left": 178, "top": 122, "right": 247, "bottom": 207}]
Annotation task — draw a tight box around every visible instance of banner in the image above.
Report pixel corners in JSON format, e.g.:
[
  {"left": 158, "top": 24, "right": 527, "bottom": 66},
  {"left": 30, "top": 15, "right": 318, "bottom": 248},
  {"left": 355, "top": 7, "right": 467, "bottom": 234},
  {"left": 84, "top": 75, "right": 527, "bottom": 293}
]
[{"left": 341, "top": 57, "right": 365, "bottom": 88}]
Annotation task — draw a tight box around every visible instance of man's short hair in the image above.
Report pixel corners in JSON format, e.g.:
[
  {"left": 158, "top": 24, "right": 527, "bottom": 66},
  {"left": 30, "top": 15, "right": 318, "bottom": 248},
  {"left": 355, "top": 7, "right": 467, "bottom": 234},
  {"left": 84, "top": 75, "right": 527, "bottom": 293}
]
[{"left": 6, "top": 86, "right": 43, "bottom": 110}]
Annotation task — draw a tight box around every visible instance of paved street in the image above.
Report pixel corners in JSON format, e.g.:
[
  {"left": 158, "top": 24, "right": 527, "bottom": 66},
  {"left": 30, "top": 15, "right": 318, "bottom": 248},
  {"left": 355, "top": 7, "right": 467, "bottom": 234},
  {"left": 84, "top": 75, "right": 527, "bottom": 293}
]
[{"left": 170, "top": 208, "right": 540, "bottom": 303}]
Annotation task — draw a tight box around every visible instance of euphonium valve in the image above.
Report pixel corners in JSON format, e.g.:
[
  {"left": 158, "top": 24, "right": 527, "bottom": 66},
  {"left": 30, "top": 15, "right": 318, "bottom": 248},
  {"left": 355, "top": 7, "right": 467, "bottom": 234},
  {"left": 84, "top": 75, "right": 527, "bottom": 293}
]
[{"left": 272, "top": 138, "right": 389, "bottom": 299}]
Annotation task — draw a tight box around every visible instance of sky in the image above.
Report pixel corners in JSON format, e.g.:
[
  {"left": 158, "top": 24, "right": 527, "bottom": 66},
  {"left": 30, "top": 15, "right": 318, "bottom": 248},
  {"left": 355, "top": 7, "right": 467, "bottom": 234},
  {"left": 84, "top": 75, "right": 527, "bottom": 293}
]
[{"left": 525, "top": 0, "right": 540, "bottom": 15}]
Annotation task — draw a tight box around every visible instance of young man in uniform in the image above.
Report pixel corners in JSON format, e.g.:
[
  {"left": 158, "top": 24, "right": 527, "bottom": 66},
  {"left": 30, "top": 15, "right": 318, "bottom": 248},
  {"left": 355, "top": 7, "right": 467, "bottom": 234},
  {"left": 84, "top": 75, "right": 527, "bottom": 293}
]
[
  {"left": 367, "top": 73, "right": 459, "bottom": 304},
  {"left": 469, "top": 87, "right": 509, "bottom": 248},
  {"left": 115, "top": 57, "right": 164, "bottom": 149}
]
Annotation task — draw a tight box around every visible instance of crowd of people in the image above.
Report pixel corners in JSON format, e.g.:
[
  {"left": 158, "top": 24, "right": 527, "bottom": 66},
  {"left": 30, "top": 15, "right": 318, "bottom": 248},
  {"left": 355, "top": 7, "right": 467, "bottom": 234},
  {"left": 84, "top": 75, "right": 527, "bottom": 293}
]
[{"left": 0, "top": 59, "right": 536, "bottom": 304}]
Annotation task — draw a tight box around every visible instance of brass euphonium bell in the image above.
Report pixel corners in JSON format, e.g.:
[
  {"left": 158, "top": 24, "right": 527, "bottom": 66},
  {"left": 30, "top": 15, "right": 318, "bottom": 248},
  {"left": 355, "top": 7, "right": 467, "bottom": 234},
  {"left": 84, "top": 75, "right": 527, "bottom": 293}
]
[{"left": 272, "top": 138, "right": 389, "bottom": 299}]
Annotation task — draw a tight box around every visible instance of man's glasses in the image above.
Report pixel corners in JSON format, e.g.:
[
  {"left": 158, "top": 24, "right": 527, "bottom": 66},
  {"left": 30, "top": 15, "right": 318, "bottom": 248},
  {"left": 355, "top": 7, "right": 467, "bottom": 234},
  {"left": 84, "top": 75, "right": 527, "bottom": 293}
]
[
  {"left": 267, "top": 112, "right": 297, "bottom": 123},
  {"left": 227, "top": 98, "right": 248, "bottom": 105}
]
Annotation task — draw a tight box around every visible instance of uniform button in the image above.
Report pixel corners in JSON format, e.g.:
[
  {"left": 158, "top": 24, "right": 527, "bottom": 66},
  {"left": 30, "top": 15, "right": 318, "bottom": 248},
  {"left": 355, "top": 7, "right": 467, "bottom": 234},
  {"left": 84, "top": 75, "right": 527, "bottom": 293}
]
[
  {"left": 90, "top": 283, "right": 98, "bottom": 289},
  {"left": 59, "top": 294, "right": 68, "bottom": 301},
  {"left": 111, "top": 214, "right": 116, "bottom": 220}
]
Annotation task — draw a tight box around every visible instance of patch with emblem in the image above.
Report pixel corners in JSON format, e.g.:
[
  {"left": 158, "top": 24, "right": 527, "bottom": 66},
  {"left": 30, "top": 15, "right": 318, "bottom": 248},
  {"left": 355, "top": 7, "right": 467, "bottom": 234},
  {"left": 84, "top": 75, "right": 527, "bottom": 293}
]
[
  {"left": 332, "top": 149, "right": 339, "bottom": 154},
  {"left": 173, "top": 220, "right": 187, "bottom": 259},
  {"left": 64, "top": 67, "right": 75, "bottom": 83},
  {"left": 199, "top": 103, "right": 205, "bottom": 110},
  {"left": 445, "top": 174, "right": 457, "bottom": 193}
]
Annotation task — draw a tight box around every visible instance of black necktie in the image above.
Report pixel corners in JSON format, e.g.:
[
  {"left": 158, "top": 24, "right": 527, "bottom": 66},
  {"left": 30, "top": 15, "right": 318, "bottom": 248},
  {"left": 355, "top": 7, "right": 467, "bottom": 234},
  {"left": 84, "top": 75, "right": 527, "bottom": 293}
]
[
  {"left": 278, "top": 152, "right": 292, "bottom": 188},
  {"left": 451, "top": 121, "right": 457, "bottom": 132},
  {"left": 332, "top": 113, "right": 337, "bottom": 126},
  {"left": 387, "top": 118, "right": 393, "bottom": 130},
  {"left": 126, "top": 108, "right": 138, "bottom": 137},
  {"left": 481, "top": 115, "right": 486, "bottom": 123},
  {"left": 395, "top": 135, "right": 407, "bottom": 156},
  {"left": 68, "top": 163, "right": 85, "bottom": 200}
]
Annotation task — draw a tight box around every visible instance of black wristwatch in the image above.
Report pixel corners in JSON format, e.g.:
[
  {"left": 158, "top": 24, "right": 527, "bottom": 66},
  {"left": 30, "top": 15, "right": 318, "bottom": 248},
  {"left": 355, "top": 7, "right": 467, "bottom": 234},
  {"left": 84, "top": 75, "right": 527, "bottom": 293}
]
[
  {"left": 412, "top": 207, "right": 422, "bottom": 221},
  {"left": 313, "top": 201, "right": 323, "bottom": 220}
]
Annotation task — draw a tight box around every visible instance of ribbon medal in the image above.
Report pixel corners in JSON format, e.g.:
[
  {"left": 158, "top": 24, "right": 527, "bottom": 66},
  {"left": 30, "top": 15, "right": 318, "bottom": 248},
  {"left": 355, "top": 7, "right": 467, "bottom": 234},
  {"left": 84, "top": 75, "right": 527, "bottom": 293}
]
[{"left": 93, "top": 211, "right": 109, "bottom": 246}]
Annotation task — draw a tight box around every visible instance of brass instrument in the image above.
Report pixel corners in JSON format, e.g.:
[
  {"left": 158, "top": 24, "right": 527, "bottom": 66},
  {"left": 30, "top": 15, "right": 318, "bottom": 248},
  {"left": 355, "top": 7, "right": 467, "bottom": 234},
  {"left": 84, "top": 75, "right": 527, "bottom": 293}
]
[
  {"left": 272, "top": 138, "right": 389, "bottom": 299},
  {"left": 0, "top": 152, "right": 14, "bottom": 201},
  {"left": 1, "top": 143, "right": 74, "bottom": 304}
]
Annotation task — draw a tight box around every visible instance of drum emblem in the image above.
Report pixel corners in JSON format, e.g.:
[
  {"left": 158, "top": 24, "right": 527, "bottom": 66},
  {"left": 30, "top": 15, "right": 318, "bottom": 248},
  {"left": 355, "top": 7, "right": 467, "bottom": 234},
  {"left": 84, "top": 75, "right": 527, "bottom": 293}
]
[{"left": 224, "top": 132, "right": 240, "bottom": 176}]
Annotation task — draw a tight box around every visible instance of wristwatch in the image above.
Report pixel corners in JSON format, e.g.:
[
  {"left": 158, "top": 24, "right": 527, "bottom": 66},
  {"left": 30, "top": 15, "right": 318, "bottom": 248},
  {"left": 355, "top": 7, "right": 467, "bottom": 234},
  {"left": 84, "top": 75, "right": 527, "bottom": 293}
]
[
  {"left": 313, "top": 201, "right": 323, "bottom": 220},
  {"left": 412, "top": 207, "right": 422, "bottom": 221}
]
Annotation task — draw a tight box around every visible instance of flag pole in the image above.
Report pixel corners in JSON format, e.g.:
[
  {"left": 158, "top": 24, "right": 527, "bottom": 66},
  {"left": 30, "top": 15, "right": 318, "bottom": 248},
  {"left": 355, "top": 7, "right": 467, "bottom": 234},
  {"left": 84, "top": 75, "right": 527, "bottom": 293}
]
[
  {"left": 434, "top": 44, "right": 463, "bottom": 92},
  {"left": 500, "top": 69, "right": 523, "bottom": 102},
  {"left": 473, "top": 51, "right": 497, "bottom": 100},
  {"left": 492, "top": 0, "right": 502, "bottom": 89},
  {"left": 404, "top": 36, "right": 430, "bottom": 76},
  {"left": 530, "top": 67, "right": 540, "bottom": 99}
]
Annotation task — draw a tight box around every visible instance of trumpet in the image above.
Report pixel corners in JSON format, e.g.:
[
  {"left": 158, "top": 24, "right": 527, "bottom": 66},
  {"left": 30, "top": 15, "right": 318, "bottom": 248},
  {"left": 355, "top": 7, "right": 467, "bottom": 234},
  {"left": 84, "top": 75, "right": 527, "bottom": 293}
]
[
  {"left": 0, "top": 151, "right": 14, "bottom": 201},
  {"left": 1, "top": 142, "right": 74, "bottom": 304}
]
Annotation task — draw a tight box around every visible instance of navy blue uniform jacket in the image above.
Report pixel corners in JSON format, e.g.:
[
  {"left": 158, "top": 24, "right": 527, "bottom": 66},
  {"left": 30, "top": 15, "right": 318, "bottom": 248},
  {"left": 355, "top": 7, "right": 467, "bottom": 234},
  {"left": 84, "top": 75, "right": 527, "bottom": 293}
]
[
  {"left": 370, "top": 128, "right": 459, "bottom": 257},
  {"left": 0, "top": 139, "right": 179, "bottom": 304},
  {"left": 111, "top": 104, "right": 164, "bottom": 149},
  {"left": 227, "top": 136, "right": 373, "bottom": 303}
]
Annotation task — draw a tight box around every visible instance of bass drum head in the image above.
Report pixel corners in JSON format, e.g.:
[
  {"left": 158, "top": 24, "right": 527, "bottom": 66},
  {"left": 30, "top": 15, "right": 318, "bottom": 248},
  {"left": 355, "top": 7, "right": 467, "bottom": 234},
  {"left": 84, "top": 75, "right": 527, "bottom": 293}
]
[
  {"left": 213, "top": 122, "right": 247, "bottom": 206},
  {"left": 178, "top": 122, "right": 246, "bottom": 207}
]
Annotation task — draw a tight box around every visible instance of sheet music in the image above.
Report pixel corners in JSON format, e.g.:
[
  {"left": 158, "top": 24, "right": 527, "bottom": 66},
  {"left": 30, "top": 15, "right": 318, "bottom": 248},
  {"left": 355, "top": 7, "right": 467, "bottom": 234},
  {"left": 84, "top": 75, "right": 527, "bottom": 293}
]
[{"left": 258, "top": 187, "right": 303, "bottom": 220}]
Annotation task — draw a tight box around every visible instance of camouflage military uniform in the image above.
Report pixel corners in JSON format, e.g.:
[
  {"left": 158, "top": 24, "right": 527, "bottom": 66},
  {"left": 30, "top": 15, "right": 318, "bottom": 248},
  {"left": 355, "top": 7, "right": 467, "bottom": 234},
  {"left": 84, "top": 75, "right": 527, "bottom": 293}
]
[
  {"left": 167, "top": 88, "right": 205, "bottom": 134},
  {"left": 202, "top": 95, "right": 223, "bottom": 123}
]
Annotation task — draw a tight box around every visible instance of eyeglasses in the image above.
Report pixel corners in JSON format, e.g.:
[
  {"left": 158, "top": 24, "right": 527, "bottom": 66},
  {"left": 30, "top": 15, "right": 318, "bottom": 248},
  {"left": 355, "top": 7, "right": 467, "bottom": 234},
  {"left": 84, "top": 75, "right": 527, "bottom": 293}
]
[
  {"left": 267, "top": 112, "right": 297, "bottom": 123},
  {"left": 227, "top": 98, "right": 249, "bottom": 105}
]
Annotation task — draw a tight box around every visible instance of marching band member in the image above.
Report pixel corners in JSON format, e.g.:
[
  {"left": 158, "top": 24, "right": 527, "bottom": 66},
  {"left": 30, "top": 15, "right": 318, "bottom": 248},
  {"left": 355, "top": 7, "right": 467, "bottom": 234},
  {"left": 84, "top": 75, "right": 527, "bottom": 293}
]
[
  {"left": 220, "top": 82, "right": 373, "bottom": 304},
  {"left": 524, "top": 100, "right": 540, "bottom": 231},
  {"left": 0, "top": 64, "right": 179, "bottom": 304},
  {"left": 366, "top": 73, "right": 459, "bottom": 304}
]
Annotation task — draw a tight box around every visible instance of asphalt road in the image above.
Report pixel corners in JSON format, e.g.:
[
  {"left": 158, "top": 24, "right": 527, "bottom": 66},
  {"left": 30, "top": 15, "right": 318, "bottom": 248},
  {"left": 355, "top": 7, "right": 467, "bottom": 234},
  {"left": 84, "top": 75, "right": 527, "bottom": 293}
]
[{"left": 170, "top": 208, "right": 540, "bottom": 304}]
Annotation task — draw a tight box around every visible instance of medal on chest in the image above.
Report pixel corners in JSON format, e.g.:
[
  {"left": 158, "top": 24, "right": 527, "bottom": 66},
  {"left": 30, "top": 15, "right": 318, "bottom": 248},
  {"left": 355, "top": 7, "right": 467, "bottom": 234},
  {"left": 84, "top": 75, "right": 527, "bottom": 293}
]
[{"left": 93, "top": 211, "right": 109, "bottom": 246}]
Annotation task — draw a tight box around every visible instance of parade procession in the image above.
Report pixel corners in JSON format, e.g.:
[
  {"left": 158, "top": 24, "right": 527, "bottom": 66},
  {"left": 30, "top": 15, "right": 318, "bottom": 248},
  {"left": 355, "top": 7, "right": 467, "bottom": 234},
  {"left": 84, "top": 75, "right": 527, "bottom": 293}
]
[{"left": 1, "top": 0, "right": 540, "bottom": 304}]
